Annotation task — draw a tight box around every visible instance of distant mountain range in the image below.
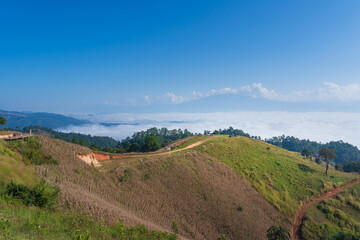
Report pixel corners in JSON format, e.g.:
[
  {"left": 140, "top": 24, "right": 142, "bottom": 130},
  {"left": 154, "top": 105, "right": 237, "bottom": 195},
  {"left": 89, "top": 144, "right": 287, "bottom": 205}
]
[{"left": 0, "top": 110, "right": 90, "bottom": 129}]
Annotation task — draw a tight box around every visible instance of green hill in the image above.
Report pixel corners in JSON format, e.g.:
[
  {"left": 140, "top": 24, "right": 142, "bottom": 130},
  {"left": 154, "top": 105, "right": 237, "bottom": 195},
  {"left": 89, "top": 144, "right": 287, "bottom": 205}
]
[
  {"left": 302, "top": 183, "right": 360, "bottom": 239},
  {"left": 190, "top": 136, "right": 357, "bottom": 220},
  {"left": 1, "top": 134, "right": 358, "bottom": 239}
]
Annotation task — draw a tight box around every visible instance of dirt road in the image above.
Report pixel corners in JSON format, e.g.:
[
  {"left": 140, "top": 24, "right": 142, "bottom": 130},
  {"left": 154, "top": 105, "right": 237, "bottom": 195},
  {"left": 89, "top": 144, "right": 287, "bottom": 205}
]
[
  {"left": 292, "top": 178, "right": 360, "bottom": 240},
  {"left": 78, "top": 137, "right": 212, "bottom": 165}
]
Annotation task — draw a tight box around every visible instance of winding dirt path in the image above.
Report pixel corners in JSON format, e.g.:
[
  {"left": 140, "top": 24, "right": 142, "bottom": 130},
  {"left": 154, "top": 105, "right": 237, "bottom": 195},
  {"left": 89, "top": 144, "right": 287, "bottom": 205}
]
[{"left": 292, "top": 178, "right": 360, "bottom": 240}]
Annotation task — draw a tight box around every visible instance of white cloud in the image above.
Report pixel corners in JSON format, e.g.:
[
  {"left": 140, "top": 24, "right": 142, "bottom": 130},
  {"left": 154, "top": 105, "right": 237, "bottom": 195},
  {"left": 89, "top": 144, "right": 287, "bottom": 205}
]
[
  {"left": 240, "top": 83, "right": 279, "bottom": 100},
  {"left": 317, "top": 82, "right": 360, "bottom": 101},
  {"left": 163, "top": 92, "right": 190, "bottom": 104},
  {"left": 60, "top": 111, "right": 360, "bottom": 148},
  {"left": 160, "top": 82, "right": 360, "bottom": 104}
]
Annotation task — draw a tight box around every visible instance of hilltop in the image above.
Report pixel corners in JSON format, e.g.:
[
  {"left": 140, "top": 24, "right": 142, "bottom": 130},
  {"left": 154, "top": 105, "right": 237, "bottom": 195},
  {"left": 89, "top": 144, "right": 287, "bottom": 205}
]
[{"left": 0, "top": 134, "right": 359, "bottom": 239}]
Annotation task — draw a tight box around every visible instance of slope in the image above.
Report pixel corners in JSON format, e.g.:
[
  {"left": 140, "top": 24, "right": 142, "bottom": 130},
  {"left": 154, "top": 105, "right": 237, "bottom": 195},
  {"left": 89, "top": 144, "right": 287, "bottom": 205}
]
[
  {"left": 0, "top": 137, "right": 174, "bottom": 240},
  {"left": 192, "top": 136, "right": 358, "bottom": 220},
  {"left": 72, "top": 135, "right": 359, "bottom": 239},
  {"left": 301, "top": 183, "right": 360, "bottom": 239},
  {"left": 37, "top": 136, "right": 286, "bottom": 240}
]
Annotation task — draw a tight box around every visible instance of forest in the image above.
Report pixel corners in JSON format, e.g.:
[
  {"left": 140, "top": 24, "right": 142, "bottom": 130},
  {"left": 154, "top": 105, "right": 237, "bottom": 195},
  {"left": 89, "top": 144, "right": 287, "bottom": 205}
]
[{"left": 265, "top": 135, "right": 360, "bottom": 164}]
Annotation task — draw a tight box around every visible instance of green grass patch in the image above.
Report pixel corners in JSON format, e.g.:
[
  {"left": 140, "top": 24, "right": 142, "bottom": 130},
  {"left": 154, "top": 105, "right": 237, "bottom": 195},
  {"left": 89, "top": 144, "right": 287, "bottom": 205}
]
[
  {"left": 0, "top": 141, "right": 40, "bottom": 189},
  {"left": 303, "top": 184, "right": 360, "bottom": 239},
  {"left": 196, "top": 136, "right": 357, "bottom": 220},
  {"left": 0, "top": 199, "right": 176, "bottom": 240},
  {"left": 8, "top": 137, "right": 59, "bottom": 165},
  {"left": 3, "top": 180, "right": 59, "bottom": 209}
]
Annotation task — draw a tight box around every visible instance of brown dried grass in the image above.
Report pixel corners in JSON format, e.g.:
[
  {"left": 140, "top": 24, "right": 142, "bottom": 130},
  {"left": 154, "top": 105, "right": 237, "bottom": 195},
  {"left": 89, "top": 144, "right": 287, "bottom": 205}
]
[{"left": 36, "top": 136, "right": 286, "bottom": 240}]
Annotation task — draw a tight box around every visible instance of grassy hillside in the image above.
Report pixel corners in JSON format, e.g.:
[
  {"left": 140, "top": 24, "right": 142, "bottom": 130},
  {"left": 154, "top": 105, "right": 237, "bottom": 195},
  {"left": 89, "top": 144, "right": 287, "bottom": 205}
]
[
  {"left": 0, "top": 140, "right": 39, "bottom": 188},
  {"left": 37, "top": 136, "right": 286, "bottom": 240},
  {"left": 0, "top": 137, "right": 175, "bottom": 240},
  {"left": 187, "top": 136, "right": 358, "bottom": 220},
  {"left": 2, "top": 135, "right": 357, "bottom": 239},
  {"left": 302, "top": 184, "right": 360, "bottom": 239}
]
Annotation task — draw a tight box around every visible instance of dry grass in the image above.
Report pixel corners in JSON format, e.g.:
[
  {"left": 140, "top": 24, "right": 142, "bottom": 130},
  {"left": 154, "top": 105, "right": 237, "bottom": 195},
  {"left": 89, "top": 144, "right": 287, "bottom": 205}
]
[
  {"left": 109, "top": 151, "right": 286, "bottom": 240},
  {"left": 36, "top": 137, "right": 174, "bottom": 235},
  {"left": 36, "top": 136, "right": 285, "bottom": 240}
]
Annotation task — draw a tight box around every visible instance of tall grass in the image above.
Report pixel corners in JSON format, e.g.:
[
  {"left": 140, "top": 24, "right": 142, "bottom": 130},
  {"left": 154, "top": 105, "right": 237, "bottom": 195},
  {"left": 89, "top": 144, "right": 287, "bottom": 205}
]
[{"left": 0, "top": 199, "right": 176, "bottom": 240}]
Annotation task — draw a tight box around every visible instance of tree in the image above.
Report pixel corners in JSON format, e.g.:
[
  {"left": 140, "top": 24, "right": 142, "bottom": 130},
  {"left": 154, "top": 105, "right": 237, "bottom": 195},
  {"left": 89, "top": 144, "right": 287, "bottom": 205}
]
[
  {"left": 301, "top": 148, "right": 312, "bottom": 159},
  {"left": 335, "top": 163, "right": 343, "bottom": 171},
  {"left": 129, "top": 143, "right": 141, "bottom": 152},
  {"left": 142, "top": 134, "right": 160, "bottom": 152},
  {"left": 343, "top": 161, "right": 360, "bottom": 173},
  {"left": 266, "top": 225, "right": 289, "bottom": 240},
  {"left": 79, "top": 139, "right": 88, "bottom": 147},
  {"left": 71, "top": 136, "right": 79, "bottom": 144},
  {"left": 319, "top": 147, "right": 337, "bottom": 175},
  {"left": 0, "top": 116, "right": 7, "bottom": 131}
]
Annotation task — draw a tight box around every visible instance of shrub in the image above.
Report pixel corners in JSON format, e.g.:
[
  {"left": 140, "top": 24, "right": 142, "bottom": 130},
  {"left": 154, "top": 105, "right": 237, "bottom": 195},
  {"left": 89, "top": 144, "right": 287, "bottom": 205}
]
[
  {"left": 266, "top": 225, "right": 290, "bottom": 240},
  {"left": 71, "top": 229, "right": 92, "bottom": 240},
  {"left": 23, "top": 149, "right": 41, "bottom": 164},
  {"left": 331, "top": 231, "right": 359, "bottom": 240},
  {"left": 4, "top": 180, "right": 59, "bottom": 209},
  {"left": 171, "top": 220, "right": 178, "bottom": 235},
  {"left": 335, "top": 163, "right": 343, "bottom": 171},
  {"left": 24, "top": 137, "right": 41, "bottom": 149},
  {"left": 237, "top": 205, "right": 244, "bottom": 211},
  {"left": 144, "top": 173, "right": 150, "bottom": 180},
  {"left": 218, "top": 235, "right": 227, "bottom": 240},
  {"left": 315, "top": 158, "right": 322, "bottom": 164},
  {"left": 298, "top": 164, "right": 315, "bottom": 173}
]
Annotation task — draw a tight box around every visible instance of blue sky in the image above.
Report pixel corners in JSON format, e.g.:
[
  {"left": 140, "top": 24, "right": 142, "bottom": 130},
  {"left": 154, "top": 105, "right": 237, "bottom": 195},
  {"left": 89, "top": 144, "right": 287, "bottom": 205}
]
[{"left": 1, "top": 0, "right": 360, "bottom": 113}]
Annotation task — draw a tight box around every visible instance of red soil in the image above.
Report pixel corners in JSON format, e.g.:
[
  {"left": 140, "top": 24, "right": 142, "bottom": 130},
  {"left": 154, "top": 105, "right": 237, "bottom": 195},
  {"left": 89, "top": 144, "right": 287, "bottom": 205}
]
[
  {"left": 292, "top": 178, "right": 360, "bottom": 240},
  {"left": 91, "top": 152, "right": 124, "bottom": 161}
]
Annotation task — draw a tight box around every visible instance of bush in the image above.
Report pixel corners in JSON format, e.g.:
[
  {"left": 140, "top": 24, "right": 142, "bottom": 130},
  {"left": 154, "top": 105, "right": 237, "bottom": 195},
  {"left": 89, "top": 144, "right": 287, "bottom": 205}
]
[
  {"left": 298, "top": 164, "right": 315, "bottom": 173},
  {"left": 266, "top": 225, "right": 290, "bottom": 240},
  {"left": 24, "top": 137, "right": 41, "bottom": 149},
  {"left": 23, "top": 149, "right": 41, "bottom": 165},
  {"left": 4, "top": 180, "right": 59, "bottom": 209},
  {"left": 237, "top": 205, "right": 244, "bottom": 211},
  {"left": 315, "top": 158, "right": 323, "bottom": 164},
  {"left": 144, "top": 173, "right": 150, "bottom": 180},
  {"left": 171, "top": 221, "right": 178, "bottom": 235},
  {"left": 335, "top": 163, "right": 343, "bottom": 171},
  {"left": 331, "top": 231, "right": 359, "bottom": 240},
  {"left": 218, "top": 235, "right": 227, "bottom": 240}
]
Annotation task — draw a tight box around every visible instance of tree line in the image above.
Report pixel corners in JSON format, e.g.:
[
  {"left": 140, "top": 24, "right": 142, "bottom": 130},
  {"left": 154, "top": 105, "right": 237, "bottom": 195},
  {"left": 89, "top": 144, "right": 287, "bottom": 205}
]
[
  {"left": 22, "top": 126, "right": 195, "bottom": 153},
  {"left": 119, "top": 127, "right": 194, "bottom": 152},
  {"left": 10, "top": 125, "right": 360, "bottom": 168},
  {"left": 266, "top": 135, "right": 360, "bottom": 164}
]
